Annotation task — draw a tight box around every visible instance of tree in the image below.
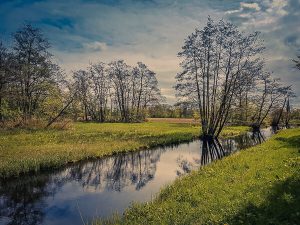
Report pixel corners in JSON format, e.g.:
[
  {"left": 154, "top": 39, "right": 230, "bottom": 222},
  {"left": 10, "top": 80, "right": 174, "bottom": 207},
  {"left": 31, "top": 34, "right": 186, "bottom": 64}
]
[
  {"left": 0, "top": 41, "right": 11, "bottom": 122},
  {"left": 293, "top": 55, "right": 300, "bottom": 70},
  {"left": 108, "top": 60, "right": 132, "bottom": 122},
  {"left": 0, "top": 25, "right": 164, "bottom": 127},
  {"left": 89, "top": 62, "right": 109, "bottom": 122},
  {"left": 176, "top": 18, "right": 264, "bottom": 138},
  {"left": 12, "top": 24, "right": 61, "bottom": 122},
  {"left": 132, "top": 62, "right": 162, "bottom": 119},
  {"left": 250, "top": 72, "right": 292, "bottom": 130},
  {"left": 72, "top": 70, "right": 91, "bottom": 121}
]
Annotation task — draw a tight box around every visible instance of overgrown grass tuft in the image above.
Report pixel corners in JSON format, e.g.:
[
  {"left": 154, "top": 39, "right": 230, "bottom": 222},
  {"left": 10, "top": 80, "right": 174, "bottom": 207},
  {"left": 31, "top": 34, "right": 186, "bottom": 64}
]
[
  {"left": 94, "top": 128, "right": 300, "bottom": 225},
  {"left": 0, "top": 122, "right": 248, "bottom": 178}
]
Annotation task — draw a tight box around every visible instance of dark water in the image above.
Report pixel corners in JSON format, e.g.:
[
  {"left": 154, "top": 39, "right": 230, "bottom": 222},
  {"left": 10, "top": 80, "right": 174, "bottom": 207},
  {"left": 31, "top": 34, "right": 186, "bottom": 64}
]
[{"left": 0, "top": 128, "right": 274, "bottom": 225}]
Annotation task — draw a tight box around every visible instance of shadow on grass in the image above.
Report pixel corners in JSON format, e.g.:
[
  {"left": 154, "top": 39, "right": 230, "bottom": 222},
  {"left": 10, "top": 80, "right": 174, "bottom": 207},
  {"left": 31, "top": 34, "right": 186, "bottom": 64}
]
[
  {"left": 221, "top": 133, "right": 300, "bottom": 225},
  {"left": 275, "top": 134, "right": 300, "bottom": 149},
  {"left": 222, "top": 173, "right": 300, "bottom": 225}
]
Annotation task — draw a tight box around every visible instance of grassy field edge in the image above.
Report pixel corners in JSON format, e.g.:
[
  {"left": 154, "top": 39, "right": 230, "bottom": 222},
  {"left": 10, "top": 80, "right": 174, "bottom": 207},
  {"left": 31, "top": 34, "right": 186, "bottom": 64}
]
[
  {"left": 0, "top": 122, "right": 249, "bottom": 178},
  {"left": 96, "top": 128, "right": 300, "bottom": 225}
]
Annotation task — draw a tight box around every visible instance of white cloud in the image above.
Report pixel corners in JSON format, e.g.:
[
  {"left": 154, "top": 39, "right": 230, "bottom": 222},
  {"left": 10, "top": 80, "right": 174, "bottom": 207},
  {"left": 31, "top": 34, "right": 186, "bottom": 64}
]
[
  {"left": 240, "top": 2, "right": 261, "bottom": 11},
  {"left": 225, "top": 9, "right": 242, "bottom": 14},
  {"left": 83, "top": 41, "right": 108, "bottom": 51}
]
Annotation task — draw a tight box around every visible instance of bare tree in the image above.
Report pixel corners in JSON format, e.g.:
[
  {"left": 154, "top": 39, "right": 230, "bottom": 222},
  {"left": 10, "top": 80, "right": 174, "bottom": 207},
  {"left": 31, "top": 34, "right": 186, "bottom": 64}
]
[
  {"left": 250, "top": 72, "right": 292, "bottom": 130},
  {"left": 176, "top": 18, "right": 264, "bottom": 138},
  {"left": 108, "top": 60, "right": 132, "bottom": 122},
  {"left": 89, "top": 62, "right": 109, "bottom": 122},
  {"left": 72, "top": 70, "right": 91, "bottom": 121},
  {"left": 133, "top": 62, "right": 162, "bottom": 119}
]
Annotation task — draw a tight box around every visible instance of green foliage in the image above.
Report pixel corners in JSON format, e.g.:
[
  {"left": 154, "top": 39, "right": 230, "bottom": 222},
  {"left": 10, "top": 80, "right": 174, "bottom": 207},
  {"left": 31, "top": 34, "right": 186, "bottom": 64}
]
[
  {"left": 97, "top": 128, "right": 300, "bottom": 225},
  {"left": 192, "top": 110, "right": 200, "bottom": 121},
  {"left": 38, "top": 84, "right": 64, "bottom": 119},
  {"left": 0, "top": 99, "right": 22, "bottom": 121}
]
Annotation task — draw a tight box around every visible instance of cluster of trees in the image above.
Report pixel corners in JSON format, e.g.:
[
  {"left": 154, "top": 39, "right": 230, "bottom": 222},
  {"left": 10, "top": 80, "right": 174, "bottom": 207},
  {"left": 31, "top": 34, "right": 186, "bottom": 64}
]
[
  {"left": 147, "top": 102, "right": 196, "bottom": 118},
  {"left": 0, "top": 25, "right": 163, "bottom": 127},
  {"left": 72, "top": 60, "right": 163, "bottom": 122},
  {"left": 0, "top": 25, "right": 64, "bottom": 125},
  {"left": 176, "top": 18, "right": 295, "bottom": 137}
]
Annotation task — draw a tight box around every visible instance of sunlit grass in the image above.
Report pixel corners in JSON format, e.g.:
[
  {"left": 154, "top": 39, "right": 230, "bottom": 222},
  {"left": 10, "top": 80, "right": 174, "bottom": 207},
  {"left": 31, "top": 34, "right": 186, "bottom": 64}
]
[
  {"left": 0, "top": 122, "right": 248, "bottom": 178},
  {"left": 101, "top": 128, "right": 300, "bottom": 225}
]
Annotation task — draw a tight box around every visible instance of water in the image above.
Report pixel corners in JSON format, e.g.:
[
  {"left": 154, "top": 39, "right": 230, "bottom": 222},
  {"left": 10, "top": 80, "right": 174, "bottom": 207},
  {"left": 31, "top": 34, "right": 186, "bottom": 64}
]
[{"left": 0, "top": 128, "right": 274, "bottom": 225}]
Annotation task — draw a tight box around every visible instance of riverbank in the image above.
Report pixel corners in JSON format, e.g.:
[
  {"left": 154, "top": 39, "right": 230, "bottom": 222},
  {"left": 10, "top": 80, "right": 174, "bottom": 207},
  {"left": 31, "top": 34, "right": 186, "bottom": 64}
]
[
  {"left": 99, "top": 128, "right": 300, "bottom": 225},
  {"left": 0, "top": 122, "right": 248, "bottom": 178}
]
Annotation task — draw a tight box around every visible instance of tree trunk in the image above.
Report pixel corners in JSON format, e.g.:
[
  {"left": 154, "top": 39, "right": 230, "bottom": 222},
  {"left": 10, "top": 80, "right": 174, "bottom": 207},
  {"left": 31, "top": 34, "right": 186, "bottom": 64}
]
[{"left": 46, "top": 98, "right": 73, "bottom": 128}]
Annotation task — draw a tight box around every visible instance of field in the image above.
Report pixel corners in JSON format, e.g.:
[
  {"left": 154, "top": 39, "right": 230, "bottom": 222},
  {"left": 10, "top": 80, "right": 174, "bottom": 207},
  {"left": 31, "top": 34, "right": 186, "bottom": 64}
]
[
  {"left": 100, "top": 128, "right": 300, "bottom": 225},
  {"left": 146, "top": 118, "right": 199, "bottom": 124},
  {"left": 0, "top": 121, "right": 248, "bottom": 178}
]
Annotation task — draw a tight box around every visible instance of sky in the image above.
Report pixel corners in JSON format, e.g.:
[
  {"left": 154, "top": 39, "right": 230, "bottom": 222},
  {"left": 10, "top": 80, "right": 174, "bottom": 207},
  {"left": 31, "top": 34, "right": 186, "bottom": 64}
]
[{"left": 0, "top": 0, "right": 300, "bottom": 105}]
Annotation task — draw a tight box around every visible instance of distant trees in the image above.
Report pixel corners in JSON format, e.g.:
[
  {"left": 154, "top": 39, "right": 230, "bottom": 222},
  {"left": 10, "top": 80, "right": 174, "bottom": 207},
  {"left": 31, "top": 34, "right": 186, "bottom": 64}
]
[
  {"left": 71, "top": 60, "right": 163, "bottom": 122},
  {"left": 0, "top": 24, "right": 163, "bottom": 127},
  {"left": 147, "top": 102, "right": 195, "bottom": 119},
  {"left": 176, "top": 18, "right": 295, "bottom": 137},
  {"left": 89, "top": 62, "right": 109, "bottom": 122}
]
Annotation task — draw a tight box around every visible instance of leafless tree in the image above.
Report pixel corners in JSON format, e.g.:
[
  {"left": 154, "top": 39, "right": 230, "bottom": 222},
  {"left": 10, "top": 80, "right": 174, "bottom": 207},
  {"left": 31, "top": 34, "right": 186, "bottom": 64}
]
[
  {"left": 72, "top": 70, "right": 91, "bottom": 121},
  {"left": 250, "top": 72, "right": 292, "bottom": 130},
  {"left": 108, "top": 60, "right": 133, "bottom": 122},
  {"left": 176, "top": 18, "right": 264, "bottom": 138},
  {"left": 132, "top": 62, "right": 162, "bottom": 119},
  {"left": 89, "top": 62, "right": 109, "bottom": 122}
]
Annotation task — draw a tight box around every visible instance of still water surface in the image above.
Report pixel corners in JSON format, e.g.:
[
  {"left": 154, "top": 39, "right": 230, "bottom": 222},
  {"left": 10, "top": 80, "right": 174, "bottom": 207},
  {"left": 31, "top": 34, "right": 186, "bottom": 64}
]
[{"left": 0, "top": 128, "right": 274, "bottom": 225}]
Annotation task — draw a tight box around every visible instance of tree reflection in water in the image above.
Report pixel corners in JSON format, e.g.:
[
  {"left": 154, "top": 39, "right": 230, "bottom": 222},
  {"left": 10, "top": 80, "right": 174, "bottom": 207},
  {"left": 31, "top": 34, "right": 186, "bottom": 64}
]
[
  {"left": 0, "top": 148, "right": 166, "bottom": 225},
  {"left": 177, "top": 129, "right": 269, "bottom": 175},
  {"left": 0, "top": 129, "right": 271, "bottom": 225}
]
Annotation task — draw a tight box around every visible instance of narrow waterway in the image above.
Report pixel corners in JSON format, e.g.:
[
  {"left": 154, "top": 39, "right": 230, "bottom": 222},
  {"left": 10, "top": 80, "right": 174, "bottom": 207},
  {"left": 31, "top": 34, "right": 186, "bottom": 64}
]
[{"left": 0, "top": 127, "right": 274, "bottom": 225}]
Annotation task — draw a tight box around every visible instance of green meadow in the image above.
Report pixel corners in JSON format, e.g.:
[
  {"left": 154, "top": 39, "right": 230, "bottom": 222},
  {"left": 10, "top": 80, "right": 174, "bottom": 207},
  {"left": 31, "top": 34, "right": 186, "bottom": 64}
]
[
  {"left": 0, "top": 122, "right": 248, "bottom": 178},
  {"left": 97, "top": 128, "right": 300, "bottom": 225}
]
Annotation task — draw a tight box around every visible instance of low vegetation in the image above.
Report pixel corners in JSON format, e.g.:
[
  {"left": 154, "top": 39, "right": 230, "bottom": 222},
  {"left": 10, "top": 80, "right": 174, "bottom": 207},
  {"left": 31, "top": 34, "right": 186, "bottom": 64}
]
[
  {"left": 0, "top": 122, "right": 248, "bottom": 178},
  {"left": 97, "top": 128, "right": 300, "bottom": 225}
]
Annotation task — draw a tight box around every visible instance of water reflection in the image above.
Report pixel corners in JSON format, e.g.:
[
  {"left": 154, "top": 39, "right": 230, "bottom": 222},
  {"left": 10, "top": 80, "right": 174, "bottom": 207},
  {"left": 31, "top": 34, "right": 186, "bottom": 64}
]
[
  {"left": 0, "top": 148, "right": 168, "bottom": 225},
  {"left": 0, "top": 128, "right": 273, "bottom": 225}
]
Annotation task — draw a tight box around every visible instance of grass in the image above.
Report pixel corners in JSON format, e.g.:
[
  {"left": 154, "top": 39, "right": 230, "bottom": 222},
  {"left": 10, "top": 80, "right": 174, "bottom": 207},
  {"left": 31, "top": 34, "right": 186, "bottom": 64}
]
[
  {"left": 146, "top": 118, "right": 199, "bottom": 124},
  {"left": 96, "top": 128, "right": 300, "bottom": 225},
  {"left": 0, "top": 122, "right": 248, "bottom": 178}
]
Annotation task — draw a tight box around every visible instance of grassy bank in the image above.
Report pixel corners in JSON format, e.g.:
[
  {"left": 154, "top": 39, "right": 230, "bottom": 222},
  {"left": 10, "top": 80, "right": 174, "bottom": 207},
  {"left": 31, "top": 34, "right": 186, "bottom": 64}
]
[
  {"left": 100, "top": 128, "right": 300, "bottom": 225},
  {"left": 0, "top": 122, "right": 248, "bottom": 178}
]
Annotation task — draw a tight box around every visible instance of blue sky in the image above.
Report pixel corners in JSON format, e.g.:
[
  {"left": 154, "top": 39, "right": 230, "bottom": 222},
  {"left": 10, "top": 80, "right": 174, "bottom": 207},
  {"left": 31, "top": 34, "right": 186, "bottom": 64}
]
[{"left": 0, "top": 0, "right": 300, "bottom": 105}]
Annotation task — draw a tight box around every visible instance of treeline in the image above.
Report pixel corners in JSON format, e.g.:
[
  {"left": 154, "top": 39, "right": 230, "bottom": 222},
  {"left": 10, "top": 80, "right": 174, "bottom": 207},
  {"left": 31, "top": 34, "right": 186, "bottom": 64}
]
[
  {"left": 0, "top": 24, "right": 163, "bottom": 127},
  {"left": 148, "top": 102, "right": 196, "bottom": 118}
]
